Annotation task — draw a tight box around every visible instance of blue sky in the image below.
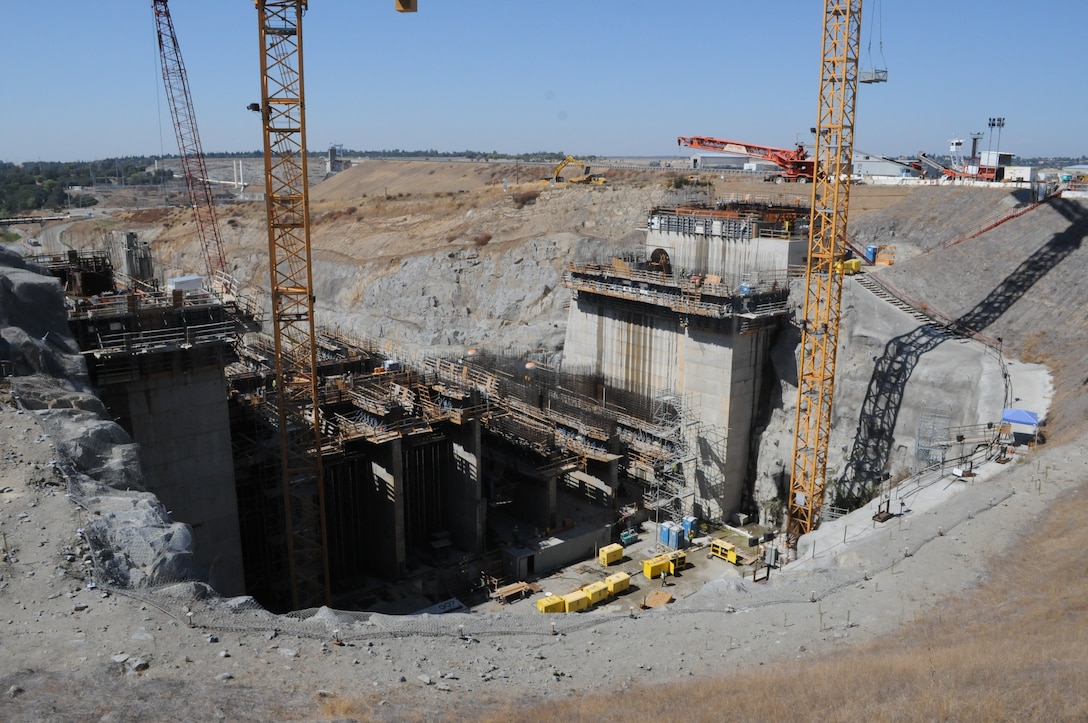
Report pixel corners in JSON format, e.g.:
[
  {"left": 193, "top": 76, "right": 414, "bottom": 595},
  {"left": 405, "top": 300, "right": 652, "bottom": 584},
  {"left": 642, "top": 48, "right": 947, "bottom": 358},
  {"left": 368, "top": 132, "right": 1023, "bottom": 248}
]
[{"left": 3, "top": 1, "right": 1084, "bottom": 163}]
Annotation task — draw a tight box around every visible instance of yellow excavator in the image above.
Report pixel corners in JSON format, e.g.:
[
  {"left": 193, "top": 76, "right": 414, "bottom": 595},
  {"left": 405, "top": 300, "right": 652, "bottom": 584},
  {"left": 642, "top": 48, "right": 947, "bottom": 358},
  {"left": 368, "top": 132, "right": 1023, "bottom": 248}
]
[
  {"left": 548, "top": 155, "right": 606, "bottom": 184},
  {"left": 548, "top": 155, "right": 584, "bottom": 182}
]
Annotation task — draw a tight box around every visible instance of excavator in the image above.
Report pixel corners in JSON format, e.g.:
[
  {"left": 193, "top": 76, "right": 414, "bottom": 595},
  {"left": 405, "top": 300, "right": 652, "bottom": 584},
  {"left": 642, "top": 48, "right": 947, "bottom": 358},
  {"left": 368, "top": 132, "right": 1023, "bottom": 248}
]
[{"left": 548, "top": 155, "right": 603, "bottom": 183}]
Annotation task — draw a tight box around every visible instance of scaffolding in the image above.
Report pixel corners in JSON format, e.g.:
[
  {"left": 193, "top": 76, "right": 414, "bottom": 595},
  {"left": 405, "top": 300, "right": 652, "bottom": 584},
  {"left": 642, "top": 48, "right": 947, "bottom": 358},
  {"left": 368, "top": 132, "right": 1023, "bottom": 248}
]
[
  {"left": 916, "top": 403, "right": 954, "bottom": 470},
  {"left": 622, "top": 390, "right": 697, "bottom": 525}
]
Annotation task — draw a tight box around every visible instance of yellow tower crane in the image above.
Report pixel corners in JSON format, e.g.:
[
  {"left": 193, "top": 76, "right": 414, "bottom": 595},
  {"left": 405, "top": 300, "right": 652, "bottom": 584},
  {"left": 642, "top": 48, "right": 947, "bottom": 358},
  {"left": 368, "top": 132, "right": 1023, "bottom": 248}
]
[
  {"left": 254, "top": 0, "right": 326, "bottom": 611},
  {"left": 252, "top": 0, "right": 416, "bottom": 610},
  {"left": 786, "top": 0, "right": 863, "bottom": 548}
]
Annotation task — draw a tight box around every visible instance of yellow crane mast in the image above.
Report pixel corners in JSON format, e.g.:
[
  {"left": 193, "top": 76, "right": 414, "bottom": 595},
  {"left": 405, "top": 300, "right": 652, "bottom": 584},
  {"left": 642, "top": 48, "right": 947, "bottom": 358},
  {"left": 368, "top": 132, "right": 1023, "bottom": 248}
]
[
  {"left": 254, "top": 1, "right": 415, "bottom": 610},
  {"left": 786, "top": 0, "right": 863, "bottom": 548},
  {"left": 254, "top": 0, "right": 327, "bottom": 610}
]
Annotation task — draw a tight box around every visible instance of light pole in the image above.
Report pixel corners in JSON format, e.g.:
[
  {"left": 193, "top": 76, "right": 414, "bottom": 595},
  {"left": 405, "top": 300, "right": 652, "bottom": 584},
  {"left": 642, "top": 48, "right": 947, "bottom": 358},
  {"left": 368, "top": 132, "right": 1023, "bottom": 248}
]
[{"left": 987, "top": 117, "right": 1005, "bottom": 179}]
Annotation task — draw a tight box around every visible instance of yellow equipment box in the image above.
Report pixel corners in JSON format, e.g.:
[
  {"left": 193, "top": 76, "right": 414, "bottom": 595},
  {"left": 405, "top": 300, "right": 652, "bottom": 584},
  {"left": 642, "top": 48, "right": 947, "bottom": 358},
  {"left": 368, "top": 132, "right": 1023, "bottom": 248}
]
[
  {"left": 536, "top": 594, "right": 565, "bottom": 614},
  {"left": 643, "top": 555, "right": 669, "bottom": 581},
  {"left": 644, "top": 550, "right": 689, "bottom": 580},
  {"left": 583, "top": 581, "right": 609, "bottom": 605},
  {"left": 562, "top": 590, "right": 591, "bottom": 613},
  {"left": 605, "top": 571, "right": 630, "bottom": 596},
  {"left": 710, "top": 539, "right": 738, "bottom": 564},
  {"left": 836, "top": 257, "right": 862, "bottom": 275},
  {"left": 599, "top": 543, "right": 624, "bottom": 567},
  {"left": 664, "top": 550, "right": 687, "bottom": 574}
]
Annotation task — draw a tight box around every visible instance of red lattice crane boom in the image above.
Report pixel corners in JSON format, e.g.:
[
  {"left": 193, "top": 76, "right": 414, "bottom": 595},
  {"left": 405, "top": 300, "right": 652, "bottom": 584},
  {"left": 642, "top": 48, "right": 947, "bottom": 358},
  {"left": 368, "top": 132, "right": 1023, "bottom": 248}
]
[
  {"left": 153, "top": 0, "right": 228, "bottom": 283},
  {"left": 677, "top": 135, "right": 814, "bottom": 182}
]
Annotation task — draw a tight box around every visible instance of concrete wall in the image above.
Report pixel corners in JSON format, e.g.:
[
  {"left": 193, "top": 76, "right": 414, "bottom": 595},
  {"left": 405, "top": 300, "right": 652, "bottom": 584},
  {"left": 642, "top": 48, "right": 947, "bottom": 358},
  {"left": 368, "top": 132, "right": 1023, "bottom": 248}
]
[
  {"left": 563, "top": 299, "right": 680, "bottom": 394},
  {"left": 502, "top": 524, "right": 612, "bottom": 581},
  {"left": 447, "top": 419, "right": 485, "bottom": 555},
  {"left": 564, "top": 297, "right": 776, "bottom": 521},
  {"left": 101, "top": 365, "right": 245, "bottom": 595},
  {"left": 369, "top": 438, "right": 407, "bottom": 580},
  {"left": 645, "top": 227, "right": 794, "bottom": 277}
]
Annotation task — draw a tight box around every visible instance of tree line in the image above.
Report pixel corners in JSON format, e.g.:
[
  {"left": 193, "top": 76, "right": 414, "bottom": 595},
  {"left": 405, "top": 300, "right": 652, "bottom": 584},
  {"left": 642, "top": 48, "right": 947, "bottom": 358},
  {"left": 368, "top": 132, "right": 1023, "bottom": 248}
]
[{"left": 0, "top": 157, "right": 173, "bottom": 216}]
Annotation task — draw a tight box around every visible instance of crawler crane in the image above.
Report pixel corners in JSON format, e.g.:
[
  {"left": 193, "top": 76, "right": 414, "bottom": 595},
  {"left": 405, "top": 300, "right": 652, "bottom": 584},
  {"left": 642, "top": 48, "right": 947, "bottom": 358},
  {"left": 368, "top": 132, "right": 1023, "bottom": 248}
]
[
  {"left": 677, "top": 136, "right": 814, "bottom": 183},
  {"left": 153, "top": 0, "right": 229, "bottom": 286}
]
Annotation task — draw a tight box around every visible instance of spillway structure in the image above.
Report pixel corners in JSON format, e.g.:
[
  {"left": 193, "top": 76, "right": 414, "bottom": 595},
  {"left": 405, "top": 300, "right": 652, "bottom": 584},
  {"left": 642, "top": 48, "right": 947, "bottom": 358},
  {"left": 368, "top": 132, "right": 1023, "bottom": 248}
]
[
  {"left": 562, "top": 194, "right": 806, "bottom": 522},
  {"left": 40, "top": 192, "right": 807, "bottom": 613}
]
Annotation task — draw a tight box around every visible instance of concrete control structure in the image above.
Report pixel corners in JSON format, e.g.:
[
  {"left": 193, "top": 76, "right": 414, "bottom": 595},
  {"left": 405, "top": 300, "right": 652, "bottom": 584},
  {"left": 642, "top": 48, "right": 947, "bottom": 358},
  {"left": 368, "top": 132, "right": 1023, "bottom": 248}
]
[
  {"left": 43, "top": 251, "right": 246, "bottom": 595},
  {"left": 563, "top": 195, "right": 803, "bottom": 521}
]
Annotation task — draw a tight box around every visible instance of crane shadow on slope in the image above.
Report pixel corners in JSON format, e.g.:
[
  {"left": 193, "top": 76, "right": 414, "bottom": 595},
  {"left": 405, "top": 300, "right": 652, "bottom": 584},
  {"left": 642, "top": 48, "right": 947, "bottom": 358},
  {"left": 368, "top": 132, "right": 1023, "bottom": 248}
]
[{"left": 836, "top": 195, "right": 1088, "bottom": 507}]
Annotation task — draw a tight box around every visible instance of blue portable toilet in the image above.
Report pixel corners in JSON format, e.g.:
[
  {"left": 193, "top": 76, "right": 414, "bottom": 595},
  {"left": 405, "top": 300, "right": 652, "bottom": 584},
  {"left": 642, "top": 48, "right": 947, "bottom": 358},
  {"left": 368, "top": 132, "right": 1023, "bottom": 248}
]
[
  {"left": 658, "top": 522, "right": 670, "bottom": 546},
  {"left": 865, "top": 244, "right": 878, "bottom": 263},
  {"left": 667, "top": 522, "right": 682, "bottom": 550},
  {"left": 682, "top": 515, "right": 698, "bottom": 540}
]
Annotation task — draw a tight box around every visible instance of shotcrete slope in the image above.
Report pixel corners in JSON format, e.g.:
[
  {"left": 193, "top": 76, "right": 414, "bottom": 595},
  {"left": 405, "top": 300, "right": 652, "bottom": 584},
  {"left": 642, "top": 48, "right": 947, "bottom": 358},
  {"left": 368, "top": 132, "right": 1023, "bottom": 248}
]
[{"left": 874, "top": 193, "right": 1088, "bottom": 436}]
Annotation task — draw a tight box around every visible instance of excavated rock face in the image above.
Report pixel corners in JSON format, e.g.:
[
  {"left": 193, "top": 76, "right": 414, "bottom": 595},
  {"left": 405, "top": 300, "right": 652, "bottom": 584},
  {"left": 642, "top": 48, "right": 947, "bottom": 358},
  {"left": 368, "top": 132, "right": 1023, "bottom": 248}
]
[
  {"left": 316, "top": 233, "right": 622, "bottom": 355},
  {"left": 0, "top": 247, "right": 199, "bottom": 589},
  {"left": 0, "top": 249, "right": 86, "bottom": 380}
]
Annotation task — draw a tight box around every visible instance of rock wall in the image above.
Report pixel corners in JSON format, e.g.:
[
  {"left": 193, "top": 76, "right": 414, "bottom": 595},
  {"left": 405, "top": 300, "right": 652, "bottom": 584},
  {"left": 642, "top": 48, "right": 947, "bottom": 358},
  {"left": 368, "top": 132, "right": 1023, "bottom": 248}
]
[{"left": 0, "top": 247, "right": 201, "bottom": 590}]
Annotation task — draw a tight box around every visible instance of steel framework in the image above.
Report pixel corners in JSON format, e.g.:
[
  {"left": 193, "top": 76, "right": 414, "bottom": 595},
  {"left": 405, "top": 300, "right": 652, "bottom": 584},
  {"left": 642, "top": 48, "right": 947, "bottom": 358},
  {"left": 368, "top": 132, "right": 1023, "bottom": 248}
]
[
  {"left": 255, "top": 0, "right": 328, "bottom": 610},
  {"left": 787, "top": 0, "right": 862, "bottom": 546},
  {"left": 153, "top": 0, "right": 228, "bottom": 282}
]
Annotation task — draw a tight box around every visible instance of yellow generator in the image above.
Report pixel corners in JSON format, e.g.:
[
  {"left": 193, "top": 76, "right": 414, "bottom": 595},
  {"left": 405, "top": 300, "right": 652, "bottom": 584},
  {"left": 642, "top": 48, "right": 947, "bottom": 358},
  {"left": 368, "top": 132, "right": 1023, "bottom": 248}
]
[
  {"left": 643, "top": 555, "right": 669, "bottom": 581},
  {"left": 583, "top": 581, "right": 610, "bottom": 606},
  {"left": 643, "top": 550, "right": 688, "bottom": 580},
  {"left": 562, "top": 590, "right": 591, "bottom": 613},
  {"left": 835, "top": 257, "right": 862, "bottom": 275},
  {"left": 710, "top": 539, "right": 738, "bottom": 564},
  {"left": 605, "top": 571, "right": 630, "bottom": 596},
  {"left": 536, "top": 594, "right": 565, "bottom": 614},
  {"left": 665, "top": 550, "right": 687, "bottom": 574},
  {"left": 599, "top": 543, "right": 623, "bottom": 567}
]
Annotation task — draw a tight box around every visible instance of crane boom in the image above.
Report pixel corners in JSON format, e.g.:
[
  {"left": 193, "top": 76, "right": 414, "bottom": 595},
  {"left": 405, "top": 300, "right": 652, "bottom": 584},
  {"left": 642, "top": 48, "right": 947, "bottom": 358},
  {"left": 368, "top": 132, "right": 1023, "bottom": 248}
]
[
  {"left": 153, "top": 0, "right": 228, "bottom": 283},
  {"left": 255, "top": 0, "right": 328, "bottom": 610},
  {"left": 786, "top": 0, "right": 862, "bottom": 547},
  {"left": 677, "top": 135, "right": 814, "bottom": 181}
]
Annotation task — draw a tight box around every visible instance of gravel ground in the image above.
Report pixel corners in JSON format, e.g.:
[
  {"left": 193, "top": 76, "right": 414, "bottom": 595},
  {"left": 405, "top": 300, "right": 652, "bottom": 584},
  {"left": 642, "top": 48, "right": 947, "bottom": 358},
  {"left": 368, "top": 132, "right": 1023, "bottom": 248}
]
[{"left": 2, "top": 385, "right": 1081, "bottom": 721}]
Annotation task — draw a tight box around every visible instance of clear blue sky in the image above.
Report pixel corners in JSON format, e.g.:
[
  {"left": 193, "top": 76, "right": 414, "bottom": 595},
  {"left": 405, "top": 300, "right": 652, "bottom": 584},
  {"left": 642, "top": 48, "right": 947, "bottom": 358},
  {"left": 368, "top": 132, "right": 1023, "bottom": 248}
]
[{"left": 3, "top": 1, "right": 1084, "bottom": 164}]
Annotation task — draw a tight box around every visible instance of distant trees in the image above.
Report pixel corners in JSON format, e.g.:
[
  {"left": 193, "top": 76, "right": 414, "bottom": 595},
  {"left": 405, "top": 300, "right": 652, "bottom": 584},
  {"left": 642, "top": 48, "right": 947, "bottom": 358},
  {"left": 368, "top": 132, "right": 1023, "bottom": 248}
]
[{"left": 0, "top": 157, "right": 173, "bottom": 215}]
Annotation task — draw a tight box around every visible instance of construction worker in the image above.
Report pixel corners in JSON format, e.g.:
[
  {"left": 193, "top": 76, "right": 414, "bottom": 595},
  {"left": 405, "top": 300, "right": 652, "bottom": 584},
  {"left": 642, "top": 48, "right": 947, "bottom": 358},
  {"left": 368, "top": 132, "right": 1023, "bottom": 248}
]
[{"left": 660, "top": 569, "right": 667, "bottom": 587}]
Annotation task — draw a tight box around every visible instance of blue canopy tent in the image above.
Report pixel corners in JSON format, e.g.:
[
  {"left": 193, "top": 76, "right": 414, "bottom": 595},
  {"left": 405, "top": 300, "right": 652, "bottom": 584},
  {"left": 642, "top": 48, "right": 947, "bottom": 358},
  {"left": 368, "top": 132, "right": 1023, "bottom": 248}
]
[
  {"left": 1001, "top": 408, "right": 1039, "bottom": 427},
  {"left": 1001, "top": 408, "right": 1040, "bottom": 445}
]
